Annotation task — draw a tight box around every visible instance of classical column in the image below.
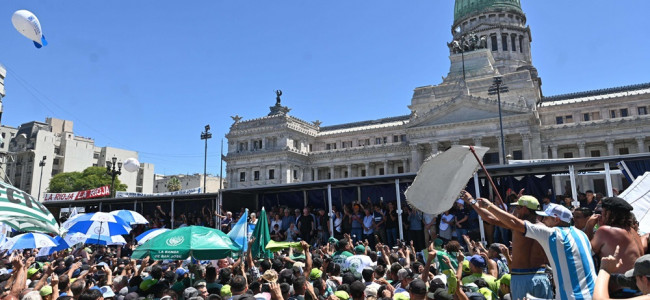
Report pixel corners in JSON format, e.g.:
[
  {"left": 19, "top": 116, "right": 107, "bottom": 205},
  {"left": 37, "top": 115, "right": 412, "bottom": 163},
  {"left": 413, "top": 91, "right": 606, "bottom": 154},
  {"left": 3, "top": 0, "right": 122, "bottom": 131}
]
[
  {"left": 636, "top": 136, "right": 646, "bottom": 153},
  {"left": 472, "top": 137, "right": 482, "bottom": 147},
  {"left": 606, "top": 138, "right": 615, "bottom": 156},
  {"left": 541, "top": 145, "right": 549, "bottom": 159},
  {"left": 521, "top": 133, "right": 532, "bottom": 159},
  {"left": 364, "top": 162, "right": 370, "bottom": 176},
  {"left": 313, "top": 167, "right": 319, "bottom": 181},
  {"left": 577, "top": 141, "right": 586, "bottom": 158},
  {"left": 496, "top": 136, "right": 504, "bottom": 164},
  {"left": 401, "top": 159, "right": 408, "bottom": 173},
  {"left": 410, "top": 144, "right": 421, "bottom": 172},
  {"left": 329, "top": 166, "right": 335, "bottom": 179},
  {"left": 347, "top": 164, "right": 352, "bottom": 178},
  {"left": 430, "top": 141, "right": 439, "bottom": 156},
  {"left": 550, "top": 144, "right": 559, "bottom": 159},
  {"left": 383, "top": 160, "right": 389, "bottom": 175}
]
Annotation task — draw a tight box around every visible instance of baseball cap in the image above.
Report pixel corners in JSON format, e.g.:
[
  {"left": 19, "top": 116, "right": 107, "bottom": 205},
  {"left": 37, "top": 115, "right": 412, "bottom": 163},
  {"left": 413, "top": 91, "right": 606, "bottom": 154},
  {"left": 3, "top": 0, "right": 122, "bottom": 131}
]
[
  {"left": 365, "top": 286, "right": 378, "bottom": 297},
  {"left": 397, "top": 268, "right": 414, "bottom": 281},
  {"left": 309, "top": 268, "right": 323, "bottom": 280},
  {"left": 462, "top": 260, "right": 470, "bottom": 275},
  {"left": 335, "top": 291, "right": 350, "bottom": 300},
  {"left": 625, "top": 254, "right": 650, "bottom": 278},
  {"left": 176, "top": 268, "right": 188, "bottom": 277},
  {"left": 602, "top": 197, "right": 633, "bottom": 212},
  {"left": 536, "top": 204, "right": 572, "bottom": 223},
  {"left": 184, "top": 287, "right": 199, "bottom": 299},
  {"left": 221, "top": 285, "right": 232, "bottom": 297},
  {"left": 409, "top": 279, "right": 427, "bottom": 295},
  {"left": 468, "top": 255, "right": 486, "bottom": 269},
  {"left": 40, "top": 286, "right": 53, "bottom": 297},
  {"left": 328, "top": 237, "right": 338, "bottom": 244},
  {"left": 498, "top": 274, "right": 511, "bottom": 287},
  {"left": 510, "top": 195, "right": 539, "bottom": 210},
  {"left": 354, "top": 245, "right": 366, "bottom": 254}
]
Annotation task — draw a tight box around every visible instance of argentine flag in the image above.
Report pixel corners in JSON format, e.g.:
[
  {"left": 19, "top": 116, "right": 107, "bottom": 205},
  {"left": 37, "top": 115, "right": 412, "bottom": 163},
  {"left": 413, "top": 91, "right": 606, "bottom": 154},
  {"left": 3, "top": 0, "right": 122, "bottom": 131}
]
[{"left": 228, "top": 209, "right": 251, "bottom": 251}]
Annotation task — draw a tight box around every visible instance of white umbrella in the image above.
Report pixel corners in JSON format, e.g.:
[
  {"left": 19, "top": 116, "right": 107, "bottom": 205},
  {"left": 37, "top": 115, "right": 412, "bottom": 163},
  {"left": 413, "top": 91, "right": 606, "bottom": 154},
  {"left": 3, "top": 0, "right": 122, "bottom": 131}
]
[
  {"left": 405, "top": 145, "right": 489, "bottom": 215},
  {"left": 110, "top": 210, "right": 148, "bottom": 225}
]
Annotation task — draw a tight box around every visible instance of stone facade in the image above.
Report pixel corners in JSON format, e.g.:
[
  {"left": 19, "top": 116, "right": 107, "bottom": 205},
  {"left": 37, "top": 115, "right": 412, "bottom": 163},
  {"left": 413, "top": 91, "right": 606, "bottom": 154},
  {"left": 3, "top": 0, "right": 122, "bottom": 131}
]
[
  {"left": 154, "top": 173, "right": 226, "bottom": 193},
  {"left": 224, "top": 1, "right": 650, "bottom": 195}
]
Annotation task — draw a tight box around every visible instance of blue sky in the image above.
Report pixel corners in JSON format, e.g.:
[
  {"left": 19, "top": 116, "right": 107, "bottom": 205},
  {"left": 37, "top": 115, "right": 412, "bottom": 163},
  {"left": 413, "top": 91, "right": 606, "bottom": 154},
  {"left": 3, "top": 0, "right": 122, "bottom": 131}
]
[{"left": 1, "top": 1, "right": 649, "bottom": 176}]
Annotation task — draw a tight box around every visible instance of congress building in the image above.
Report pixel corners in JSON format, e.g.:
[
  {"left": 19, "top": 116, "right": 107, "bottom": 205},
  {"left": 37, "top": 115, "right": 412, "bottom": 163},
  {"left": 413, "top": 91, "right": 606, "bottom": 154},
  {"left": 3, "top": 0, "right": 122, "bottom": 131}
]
[{"left": 224, "top": 0, "right": 650, "bottom": 195}]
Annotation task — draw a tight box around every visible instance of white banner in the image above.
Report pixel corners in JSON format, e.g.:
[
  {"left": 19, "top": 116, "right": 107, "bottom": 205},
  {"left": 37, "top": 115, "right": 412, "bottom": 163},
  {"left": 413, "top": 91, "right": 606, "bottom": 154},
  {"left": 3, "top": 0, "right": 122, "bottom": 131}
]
[
  {"left": 115, "top": 187, "right": 202, "bottom": 198},
  {"left": 43, "top": 185, "right": 111, "bottom": 201}
]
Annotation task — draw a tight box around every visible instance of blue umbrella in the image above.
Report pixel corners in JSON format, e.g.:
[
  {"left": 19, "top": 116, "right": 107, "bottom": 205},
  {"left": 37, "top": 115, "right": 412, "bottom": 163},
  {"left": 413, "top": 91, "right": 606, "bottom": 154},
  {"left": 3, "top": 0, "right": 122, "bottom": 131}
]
[
  {"left": 110, "top": 210, "right": 148, "bottom": 226},
  {"left": 37, "top": 236, "right": 70, "bottom": 256},
  {"left": 1, "top": 233, "right": 57, "bottom": 251},
  {"left": 67, "top": 212, "right": 131, "bottom": 243},
  {"left": 135, "top": 228, "right": 170, "bottom": 245}
]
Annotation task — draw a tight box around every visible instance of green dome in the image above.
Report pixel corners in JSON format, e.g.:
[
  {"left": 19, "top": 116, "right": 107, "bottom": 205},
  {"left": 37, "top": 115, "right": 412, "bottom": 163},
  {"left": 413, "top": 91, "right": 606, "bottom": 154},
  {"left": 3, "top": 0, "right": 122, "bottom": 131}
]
[{"left": 454, "top": 0, "right": 522, "bottom": 23}]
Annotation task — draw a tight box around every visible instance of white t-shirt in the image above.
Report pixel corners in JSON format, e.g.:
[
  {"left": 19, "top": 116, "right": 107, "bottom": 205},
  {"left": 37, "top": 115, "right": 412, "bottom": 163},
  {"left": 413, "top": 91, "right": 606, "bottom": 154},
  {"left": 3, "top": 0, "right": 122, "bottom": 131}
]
[
  {"left": 424, "top": 213, "right": 437, "bottom": 226},
  {"left": 345, "top": 254, "right": 373, "bottom": 274},
  {"left": 439, "top": 214, "right": 454, "bottom": 231}
]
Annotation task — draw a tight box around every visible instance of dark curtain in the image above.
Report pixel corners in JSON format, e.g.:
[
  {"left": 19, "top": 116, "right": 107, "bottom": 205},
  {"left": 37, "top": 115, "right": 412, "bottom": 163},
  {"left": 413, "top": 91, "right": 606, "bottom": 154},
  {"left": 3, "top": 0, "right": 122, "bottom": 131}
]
[
  {"left": 620, "top": 159, "right": 650, "bottom": 182},
  {"left": 307, "top": 190, "right": 326, "bottom": 210}
]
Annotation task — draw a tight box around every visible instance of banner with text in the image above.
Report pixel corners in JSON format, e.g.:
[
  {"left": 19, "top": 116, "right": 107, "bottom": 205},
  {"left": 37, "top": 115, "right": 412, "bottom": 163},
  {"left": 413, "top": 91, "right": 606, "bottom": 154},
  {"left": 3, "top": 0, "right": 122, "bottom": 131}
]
[
  {"left": 115, "top": 187, "right": 202, "bottom": 198},
  {"left": 43, "top": 185, "right": 111, "bottom": 202}
]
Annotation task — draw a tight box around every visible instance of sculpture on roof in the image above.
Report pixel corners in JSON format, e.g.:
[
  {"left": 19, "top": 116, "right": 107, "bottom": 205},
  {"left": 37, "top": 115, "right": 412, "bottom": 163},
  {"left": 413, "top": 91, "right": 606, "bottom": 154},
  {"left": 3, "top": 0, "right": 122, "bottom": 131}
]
[
  {"left": 275, "top": 90, "right": 282, "bottom": 105},
  {"left": 231, "top": 115, "right": 243, "bottom": 123},
  {"left": 448, "top": 33, "right": 487, "bottom": 54}
]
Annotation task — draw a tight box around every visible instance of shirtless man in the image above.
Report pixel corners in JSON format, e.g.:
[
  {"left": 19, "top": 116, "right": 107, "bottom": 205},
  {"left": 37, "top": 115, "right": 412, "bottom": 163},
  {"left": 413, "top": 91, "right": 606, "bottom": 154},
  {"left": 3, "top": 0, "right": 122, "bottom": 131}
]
[
  {"left": 586, "top": 197, "right": 645, "bottom": 294},
  {"left": 461, "top": 191, "right": 552, "bottom": 300}
]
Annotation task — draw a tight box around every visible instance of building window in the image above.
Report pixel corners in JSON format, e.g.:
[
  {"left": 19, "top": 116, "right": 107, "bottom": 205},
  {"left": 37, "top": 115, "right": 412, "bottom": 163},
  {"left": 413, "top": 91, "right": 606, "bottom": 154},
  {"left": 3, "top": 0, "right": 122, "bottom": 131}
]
[
  {"left": 591, "top": 150, "right": 601, "bottom": 157},
  {"left": 619, "top": 148, "right": 629, "bottom": 155},
  {"left": 383, "top": 137, "right": 388, "bottom": 144},
  {"left": 361, "top": 169, "right": 366, "bottom": 177},
  {"left": 309, "top": 144, "right": 313, "bottom": 152},
  {"left": 565, "top": 115, "right": 573, "bottom": 123},
  {"left": 519, "top": 36, "right": 523, "bottom": 53},
  {"left": 583, "top": 113, "right": 590, "bottom": 121},
  {"left": 344, "top": 171, "right": 348, "bottom": 178},
  {"left": 375, "top": 138, "right": 382, "bottom": 145},
  {"left": 513, "top": 150, "right": 523, "bottom": 160},
  {"left": 556, "top": 116, "right": 564, "bottom": 124},
  {"left": 268, "top": 169, "right": 275, "bottom": 180},
  {"left": 483, "top": 153, "right": 499, "bottom": 164},
  {"left": 293, "top": 140, "right": 299, "bottom": 149},
  {"left": 638, "top": 106, "right": 648, "bottom": 115},
  {"left": 54, "top": 148, "right": 60, "bottom": 155},
  {"left": 511, "top": 34, "right": 517, "bottom": 52},
  {"left": 620, "top": 108, "right": 629, "bottom": 117},
  {"left": 379, "top": 168, "right": 385, "bottom": 175},
  {"left": 93, "top": 152, "right": 100, "bottom": 159},
  {"left": 327, "top": 172, "right": 332, "bottom": 179},
  {"left": 491, "top": 34, "right": 498, "bottom": 51},
  {"left": 239, "top": 142, "right": 247, "bottom": 151},
  {"left": 393, "top": 135, "right": 399, "bottom": 143},
  {"left": 254, "top": 171, "right": 260, "bottom": 181},
  {"left": 397, "top": 166, "right": 404, "bottom": 174},
  {"left": 400, "top": 134, "right": 407, "bottom": 142},
  {"left": 365, "top": 139, "right": 370, "bottom": 145},
  {"left": 501, "top": 34, "right": 508, "bottom": 51},
  {"left": 564, "top": 152, "right": 574, "bottom": 158},
  {"left": 239, "top": 172, "right": 246, "bottom": 182},
  {"left": 293, "top": 170, "right": 298, "bottom": 180},
  {"left": 610, "top": 110, "right": 617, "bottom": 118}
]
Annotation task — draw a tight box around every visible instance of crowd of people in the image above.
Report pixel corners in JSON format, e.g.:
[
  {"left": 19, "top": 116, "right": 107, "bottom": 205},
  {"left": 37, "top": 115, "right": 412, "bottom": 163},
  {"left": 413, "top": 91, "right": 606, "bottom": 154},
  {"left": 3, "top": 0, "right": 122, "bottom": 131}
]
[{"left": 3, "top": 186, "right": 650, "bottom": 300}]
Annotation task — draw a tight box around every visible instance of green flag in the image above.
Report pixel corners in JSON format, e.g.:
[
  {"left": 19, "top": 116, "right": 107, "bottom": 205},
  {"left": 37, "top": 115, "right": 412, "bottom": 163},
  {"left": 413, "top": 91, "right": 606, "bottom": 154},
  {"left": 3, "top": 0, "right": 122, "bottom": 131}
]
[
  {"left": 0, "top": 181, "right": 60, "bottom": 234},
  {"left": 132, "top": 225, "right": 241, "bottom": 260},
  {"left": 265, "top": 240, "right": 302, "bottom": 252},
  {"left": 251, "top": 208, "right": 272, "bottom": 259}
]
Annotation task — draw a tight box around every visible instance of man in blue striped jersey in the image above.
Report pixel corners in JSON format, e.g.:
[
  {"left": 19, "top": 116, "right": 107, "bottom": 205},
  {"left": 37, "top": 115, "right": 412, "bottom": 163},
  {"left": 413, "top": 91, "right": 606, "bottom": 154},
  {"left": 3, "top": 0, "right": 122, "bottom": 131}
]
[{"left": 475, "top": 199, "right": 596, "bottom": 300}]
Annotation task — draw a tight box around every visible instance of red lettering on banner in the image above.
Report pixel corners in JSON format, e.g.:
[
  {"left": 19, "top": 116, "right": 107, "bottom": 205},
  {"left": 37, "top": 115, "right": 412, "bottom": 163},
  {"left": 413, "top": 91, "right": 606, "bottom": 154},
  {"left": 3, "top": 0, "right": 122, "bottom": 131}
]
[{"left": 43, "top": 185, "right": 111, "bottom": 201}]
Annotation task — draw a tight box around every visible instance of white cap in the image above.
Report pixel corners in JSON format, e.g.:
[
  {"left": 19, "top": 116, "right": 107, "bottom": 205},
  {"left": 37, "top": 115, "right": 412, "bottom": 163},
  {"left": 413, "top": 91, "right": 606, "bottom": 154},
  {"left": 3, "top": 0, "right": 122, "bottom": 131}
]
[{"left": 536, "top": 204, "right": 572, "bottom": 223}]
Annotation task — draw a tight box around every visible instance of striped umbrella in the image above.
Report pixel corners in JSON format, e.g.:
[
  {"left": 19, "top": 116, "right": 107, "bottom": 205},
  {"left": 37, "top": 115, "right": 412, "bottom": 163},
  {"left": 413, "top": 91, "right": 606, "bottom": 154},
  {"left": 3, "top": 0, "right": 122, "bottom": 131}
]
[
  {"left": 0, "top": 181, "right": 59, "bottom": 234},
  {"left": 110, "top": 210, "right": 148, "bottom": 226},
  {"left": 1, "top": 233, "right": 58, "bottom": 251},
  {"left": 37, "top": 236, "right": 71, "bottom": 257},
  {"left": 135, "top": 228, "right": 170, "bottom": 245},
  {"left": 64, "top": 232, "right": 126, "bottom": 246},
  {"left": 66, "top": 212, "right": 131, "bottom": 244},
  {"left": 62, "top": 213, "right": 85, "bottom": 232}
]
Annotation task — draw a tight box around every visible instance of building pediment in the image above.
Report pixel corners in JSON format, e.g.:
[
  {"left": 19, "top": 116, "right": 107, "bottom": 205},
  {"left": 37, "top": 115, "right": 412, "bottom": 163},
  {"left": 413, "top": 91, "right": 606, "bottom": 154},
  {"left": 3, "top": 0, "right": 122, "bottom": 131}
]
[{"left": 408, "top": 94, "right": 530, "bottom": 127}]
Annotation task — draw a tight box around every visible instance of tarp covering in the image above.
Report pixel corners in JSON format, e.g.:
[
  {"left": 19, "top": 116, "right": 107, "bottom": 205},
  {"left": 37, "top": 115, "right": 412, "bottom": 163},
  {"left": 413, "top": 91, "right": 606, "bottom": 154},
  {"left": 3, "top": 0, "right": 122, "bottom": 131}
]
[
  {"left": 405, "top": 146, "right": 488, "bottom": 215},
  {"left": 619, "top": 172, "right": 650, "bottom": 234}
]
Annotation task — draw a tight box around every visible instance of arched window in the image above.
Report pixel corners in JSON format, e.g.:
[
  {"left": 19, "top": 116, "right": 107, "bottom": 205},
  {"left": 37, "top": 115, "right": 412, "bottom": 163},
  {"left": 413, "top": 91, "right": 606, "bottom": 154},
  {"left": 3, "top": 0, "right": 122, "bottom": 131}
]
[
  {"left": 501, "top": 33, "right": 508, "bottom": 51},
  {"left": 519, "top": 36, "right": 524, "bottom": 53},
  {"left": 511, "top": 34, "right": 517, "bottom": 52}
]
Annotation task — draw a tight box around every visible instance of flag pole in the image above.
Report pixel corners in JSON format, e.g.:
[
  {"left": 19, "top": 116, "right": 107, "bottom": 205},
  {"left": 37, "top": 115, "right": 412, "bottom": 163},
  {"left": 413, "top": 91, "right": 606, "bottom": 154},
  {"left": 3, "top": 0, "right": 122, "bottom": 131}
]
[{"left": 468, "top": 146, "right": 504, "bottom": 207}]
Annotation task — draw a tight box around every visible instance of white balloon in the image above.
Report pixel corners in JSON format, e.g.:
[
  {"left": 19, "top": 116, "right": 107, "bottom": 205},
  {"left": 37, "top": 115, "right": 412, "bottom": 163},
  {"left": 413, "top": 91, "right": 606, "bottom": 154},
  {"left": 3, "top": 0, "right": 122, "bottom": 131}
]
[
  {"left": 123, "top": 158, "right": 140, "bottom": 173},
  {"left": 11, "top": 10, "right": 48, "bottom": 48}
]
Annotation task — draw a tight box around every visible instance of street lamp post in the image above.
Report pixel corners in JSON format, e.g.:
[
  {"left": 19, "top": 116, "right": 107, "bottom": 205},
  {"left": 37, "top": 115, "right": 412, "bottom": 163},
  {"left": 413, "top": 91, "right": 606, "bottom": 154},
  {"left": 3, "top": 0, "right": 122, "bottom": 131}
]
[
  {"left": 37, "top": 156, "right": 46, "bottom": 201},
  {"left": 106, "top": 156, "right": 122, "bottom": 198},
  {"left": 201, "top": 125, "right": 212, "bottom": 193},
  {"left": 488, "top": 76, "right": 510, "bottom": 164}
]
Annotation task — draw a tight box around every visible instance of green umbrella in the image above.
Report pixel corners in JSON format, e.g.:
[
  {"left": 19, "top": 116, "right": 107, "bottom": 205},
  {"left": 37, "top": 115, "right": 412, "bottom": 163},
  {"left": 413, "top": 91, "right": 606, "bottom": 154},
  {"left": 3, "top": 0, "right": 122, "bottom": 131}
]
[
  {"left": 251, "top": 208, "right": 272, "bottom": 259},
  {"left": 0, "top": 181, "right": 60, "bottom": 234},
  {"left": 132, "top": 226, "right": 241, "bottom": 260}
]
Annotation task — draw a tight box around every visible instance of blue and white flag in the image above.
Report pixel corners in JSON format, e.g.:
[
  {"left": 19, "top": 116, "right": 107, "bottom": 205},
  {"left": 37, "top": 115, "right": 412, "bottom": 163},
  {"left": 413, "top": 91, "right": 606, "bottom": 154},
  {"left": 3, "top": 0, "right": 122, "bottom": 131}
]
[{"left": 228, "top": 209, "right": 249, "bottom": 251}]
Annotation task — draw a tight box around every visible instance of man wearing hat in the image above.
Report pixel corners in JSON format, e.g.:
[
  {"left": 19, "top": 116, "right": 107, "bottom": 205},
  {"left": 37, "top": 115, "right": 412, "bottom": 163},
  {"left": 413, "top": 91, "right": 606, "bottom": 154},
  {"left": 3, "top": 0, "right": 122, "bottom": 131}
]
[
  {"left": 588, "top": 196, "right": 644, "bottom": 278},
  {"left": 461, "top": 192, "right": 551, "bottom": 300},
  {"left": 345, "top": 245, "right": 373, "bottom": 275},
  {"left": 595, "top": 251, "right": 650, "bottom": 299},
  {"left": 476, "top": 198, "right": 596, "bottom": 300},
  {"left": 460, "top": 255, "right": 498, "bottom": 295}
]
